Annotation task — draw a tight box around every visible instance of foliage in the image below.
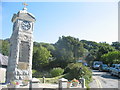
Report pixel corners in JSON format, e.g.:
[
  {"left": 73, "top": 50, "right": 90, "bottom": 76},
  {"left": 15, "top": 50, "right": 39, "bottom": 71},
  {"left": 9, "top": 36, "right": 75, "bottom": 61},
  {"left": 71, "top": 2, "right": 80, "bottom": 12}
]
[
  {"left": 55, "top": 36, "right": 85, "bottom": 58},
  {"left": 64, "top": 63, "right": 92, "bottom": 84},
  {"left": 85, "top": 49, "right": 98, "bottom": 66},
  {"left": 81, "top": 40, "right": 100, "bottom": 65},
  {"left": 52, "top": 36, "right": 85, "bottom": 68},
  {"left": 82, "top": 41, "right": 117, "bottom": 66},
  {"left": 50, "top": 67, "right": 64, "bottom": 77},
  {"left": 0, "top": 39, "right": 10, "bottom": 56},
  {"left": 96, "top": 43, "right": 116, "bottom": 60},
  {"left": 33, "top": 42, "right": 56, "bottom": 70},
  {"left": 39, "top": 43, "right": 55, "bottom": 51},
  {"left": 32, "top": 69, "right": 37, "bottom": 74},
  {"left": 101, "top": 51, "right": 120, "bottom": 64},
  {"left": 81, "top": 40, "right": 99, "bottom": 51},
  {"left": 34, "top": 42, "right": 55, "bottom": 55},
  {"left": 51, "top": 48, "right": 74, "bottom": 68},
  {"left": 32, "top": 45, "right": 52, "bottom": 71},
  {"left": 32, "top": 70, "right": 52, "bottom": 78},
  {"left": 1, "top": 37, "right": 119, "bottom": 80},
  {"left": 111, "top": 42, "right": 120, "bottom": 51}
]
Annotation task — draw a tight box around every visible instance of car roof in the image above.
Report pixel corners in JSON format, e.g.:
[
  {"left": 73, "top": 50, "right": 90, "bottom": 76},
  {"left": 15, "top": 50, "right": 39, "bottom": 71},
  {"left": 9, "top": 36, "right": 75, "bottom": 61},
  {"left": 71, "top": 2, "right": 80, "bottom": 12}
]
[
  {"left": 102, "top": 64, "right": 108, "bottom": 66},
  {"left": 102, "top": 64, "right": 107, "bottom": 65},
  {"left": 116, "top": 64, "right": 120, "bottom": 66}
]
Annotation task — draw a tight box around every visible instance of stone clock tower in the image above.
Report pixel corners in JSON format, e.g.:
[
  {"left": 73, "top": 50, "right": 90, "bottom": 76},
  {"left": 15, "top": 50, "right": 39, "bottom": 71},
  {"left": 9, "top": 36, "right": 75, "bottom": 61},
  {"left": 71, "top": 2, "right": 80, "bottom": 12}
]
[{"left": 6, "top": 5, "right": 36, "bottom": 87}]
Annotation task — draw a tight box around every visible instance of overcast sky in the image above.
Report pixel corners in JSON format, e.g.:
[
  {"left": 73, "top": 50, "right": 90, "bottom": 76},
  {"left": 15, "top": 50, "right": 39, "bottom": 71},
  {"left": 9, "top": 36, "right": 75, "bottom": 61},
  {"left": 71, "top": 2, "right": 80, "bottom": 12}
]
[{"left": 1, "top": 1, "right": 118, "bottom": 44}]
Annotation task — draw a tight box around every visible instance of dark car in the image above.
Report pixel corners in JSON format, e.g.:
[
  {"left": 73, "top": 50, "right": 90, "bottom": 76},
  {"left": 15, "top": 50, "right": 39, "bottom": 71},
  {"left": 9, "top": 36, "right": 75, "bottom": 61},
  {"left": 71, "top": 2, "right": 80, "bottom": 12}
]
[
  {"left": 99, "top": 64, "right": 109, "bottom": 72},
  {"left": 111, "top": 64, "right": 120, "bottom": 78},
  {"left": 109, "top": 64, "right": 118, "bottom": 72}
]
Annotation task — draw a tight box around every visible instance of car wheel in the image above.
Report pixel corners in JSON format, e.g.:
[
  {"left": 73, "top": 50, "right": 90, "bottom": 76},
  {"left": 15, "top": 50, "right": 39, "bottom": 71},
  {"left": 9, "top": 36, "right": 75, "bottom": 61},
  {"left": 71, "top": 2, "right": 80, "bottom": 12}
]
[
  {"left": 99, "top": 69, "right": 101, "bottom": 71},
  {"left": 111, "top": 72, "right": 113, "bottom": 76}
]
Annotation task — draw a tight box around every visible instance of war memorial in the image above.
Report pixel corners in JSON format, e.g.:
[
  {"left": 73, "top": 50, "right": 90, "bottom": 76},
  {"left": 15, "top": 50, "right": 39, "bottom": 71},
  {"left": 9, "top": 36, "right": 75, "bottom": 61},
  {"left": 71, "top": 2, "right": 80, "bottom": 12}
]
[{"left": 6, "top": 3, "right": 36, "bottom": 88}]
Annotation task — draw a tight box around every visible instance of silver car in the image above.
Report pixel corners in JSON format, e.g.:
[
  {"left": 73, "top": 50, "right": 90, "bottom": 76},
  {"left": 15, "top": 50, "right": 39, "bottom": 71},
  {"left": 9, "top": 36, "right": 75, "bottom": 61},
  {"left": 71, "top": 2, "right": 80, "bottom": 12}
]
[{"left": 92, "top": 61, "right": 103, "bottom": 69}]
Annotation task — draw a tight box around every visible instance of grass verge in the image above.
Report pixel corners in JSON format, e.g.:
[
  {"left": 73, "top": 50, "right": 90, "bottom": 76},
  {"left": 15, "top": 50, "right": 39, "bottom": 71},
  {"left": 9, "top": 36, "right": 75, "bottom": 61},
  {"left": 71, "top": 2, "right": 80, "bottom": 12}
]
[{"left": 38, "top": 74, "right": 65, "bottom": 84}]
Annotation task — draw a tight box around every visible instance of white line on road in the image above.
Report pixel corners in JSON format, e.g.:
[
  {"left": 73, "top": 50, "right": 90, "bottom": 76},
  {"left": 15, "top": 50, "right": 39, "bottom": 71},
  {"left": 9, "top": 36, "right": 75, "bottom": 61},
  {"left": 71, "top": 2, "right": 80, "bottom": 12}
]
[{"left": 93, "top": 76, "right": 103, "bottom": 88}]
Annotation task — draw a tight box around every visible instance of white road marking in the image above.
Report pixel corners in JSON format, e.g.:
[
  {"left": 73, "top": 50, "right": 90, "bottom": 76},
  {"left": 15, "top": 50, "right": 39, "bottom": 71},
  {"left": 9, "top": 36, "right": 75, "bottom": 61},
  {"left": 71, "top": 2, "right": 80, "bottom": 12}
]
[{"left": 93, "top": 76, "right": 102, "bottom": 88}]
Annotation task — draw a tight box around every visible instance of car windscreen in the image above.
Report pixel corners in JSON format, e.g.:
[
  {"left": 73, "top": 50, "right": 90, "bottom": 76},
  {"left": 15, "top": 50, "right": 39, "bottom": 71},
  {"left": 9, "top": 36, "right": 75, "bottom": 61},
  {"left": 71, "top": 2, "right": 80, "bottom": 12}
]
[
  {"left": 102, "top": 64, "right": 108, "bottom": 67},
  {"left": 95, "top": 63, "right": 100, "bottom": 65},
  {"left": 117, "top": 65, "right": 120, "bottom": 69}
]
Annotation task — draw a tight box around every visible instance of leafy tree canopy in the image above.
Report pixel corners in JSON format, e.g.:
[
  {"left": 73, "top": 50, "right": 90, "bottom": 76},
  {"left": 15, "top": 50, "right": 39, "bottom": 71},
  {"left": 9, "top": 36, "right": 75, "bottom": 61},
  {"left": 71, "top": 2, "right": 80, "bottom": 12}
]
[
  {"left": 0, "top": 39, "right": 10, "bottom": 56},
  {"left": 111, "top": 42, "right": 120, "bottom": 51},
  {"left": 96, "top": 43, "right": 116, "bottom": 60},
  {"left": 101, "top": 51, "right": 120, "bottom": 64},
  {"left": 55, "top": 36, "right": 85, "bottom": 59},
  {"left": 32, "top": 45, "right": 52, "bottom": 71}
]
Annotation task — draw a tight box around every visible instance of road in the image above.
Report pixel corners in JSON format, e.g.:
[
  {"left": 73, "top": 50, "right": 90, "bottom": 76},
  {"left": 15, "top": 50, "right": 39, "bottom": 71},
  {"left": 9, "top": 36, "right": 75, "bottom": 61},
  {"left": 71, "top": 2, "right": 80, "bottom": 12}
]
[{"left": 89, "top": 70, "right": 120, "bottom": 88}]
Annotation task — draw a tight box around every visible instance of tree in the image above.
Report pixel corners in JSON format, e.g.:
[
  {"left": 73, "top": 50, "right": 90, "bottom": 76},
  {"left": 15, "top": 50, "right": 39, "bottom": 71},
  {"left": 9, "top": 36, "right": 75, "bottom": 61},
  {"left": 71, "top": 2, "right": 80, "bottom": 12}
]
[
  {"left": 111, "top": 42, "right": 120, "bottom": 51},
  {"left": 81, "top": 40, "right": 100, "bottom": 65},
  {"left": 53, "top": 36, "right": 85, "bottom": 68},
  {"left": 65, "top": 63, "right": 92, "bottom": 84},
  {"left": 96, "top": 43, "right": 116, "bottom": 61},
  {"left": 50, "top": 67, "right": 64, "bottom": 77},
  {"left": 55, "top": 36, "right": 85, "bottom": 60},
  {"left": 34, "top": 42, "right": 55, "bottom": 57},
  {"left": 81, "top": 40, "right": 99, "bottom": 50},
  {"left": 85, "top": 49, "right": 98, "bottom": 66},
  {"left": 81, "top": 40, "right": 117, "bottom": 65},
  {"left": 101, "top": 51, "right": 120, "bottom": 64},
  {"left": 0, "top": 39, "right": 10, "bottom": 56},
  {"left": 39, "top": 43, "right": 55, "bottom": 51},
  {"left": 32, "top": 46, "right": 52, "bottom": 71},
  {"left": 51, "top": 48, "right": 74, "bottom": 68}
]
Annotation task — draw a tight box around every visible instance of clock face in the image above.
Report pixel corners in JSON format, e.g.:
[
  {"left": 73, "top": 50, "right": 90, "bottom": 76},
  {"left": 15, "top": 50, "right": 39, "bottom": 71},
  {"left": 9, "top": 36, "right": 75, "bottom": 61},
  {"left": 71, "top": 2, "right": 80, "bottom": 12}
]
[{"left": 21, "top": 21, "right": 31, "bottom": 30}]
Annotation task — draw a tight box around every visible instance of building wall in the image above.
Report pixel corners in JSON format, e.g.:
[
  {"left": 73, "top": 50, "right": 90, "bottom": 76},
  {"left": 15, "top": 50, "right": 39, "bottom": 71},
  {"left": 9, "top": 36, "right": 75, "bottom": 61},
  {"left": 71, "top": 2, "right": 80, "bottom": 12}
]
[{"left": 0, "top": 68, "right": 6, "bottom": 83}]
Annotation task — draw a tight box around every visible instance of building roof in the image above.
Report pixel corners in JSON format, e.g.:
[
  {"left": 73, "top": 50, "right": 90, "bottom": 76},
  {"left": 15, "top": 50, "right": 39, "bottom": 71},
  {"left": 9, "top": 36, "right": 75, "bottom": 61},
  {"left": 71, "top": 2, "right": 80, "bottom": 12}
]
[
  {"left": 0, "top": 53, "right": 8, "bottom": 66},
  {"left": 12, "top": 7, "right": 36, "bottom": 22}
]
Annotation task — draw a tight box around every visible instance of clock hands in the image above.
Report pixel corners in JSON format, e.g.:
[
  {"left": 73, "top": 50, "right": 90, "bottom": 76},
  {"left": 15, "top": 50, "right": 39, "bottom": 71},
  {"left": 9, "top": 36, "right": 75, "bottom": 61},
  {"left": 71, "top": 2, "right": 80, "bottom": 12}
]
[{"left": 21, "top": 21, "right": 31, "bottom": 30}]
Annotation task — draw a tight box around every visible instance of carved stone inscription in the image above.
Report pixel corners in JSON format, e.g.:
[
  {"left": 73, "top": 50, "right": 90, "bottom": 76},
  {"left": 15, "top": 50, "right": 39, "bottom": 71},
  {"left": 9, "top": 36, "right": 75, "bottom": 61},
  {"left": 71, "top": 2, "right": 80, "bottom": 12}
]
[
  {"left": 18, "top": 62, "right": 29, "bottom": 70},
  {"left": 19, "top": 41, "right": 29, "bottom": 62}
]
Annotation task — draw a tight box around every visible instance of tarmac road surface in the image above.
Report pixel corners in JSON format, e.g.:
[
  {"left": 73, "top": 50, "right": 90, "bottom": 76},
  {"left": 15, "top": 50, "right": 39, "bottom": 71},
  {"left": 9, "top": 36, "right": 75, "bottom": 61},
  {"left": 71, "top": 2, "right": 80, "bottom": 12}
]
[{"left": 89, "top": 70, "right": 119, "bottom": 88}]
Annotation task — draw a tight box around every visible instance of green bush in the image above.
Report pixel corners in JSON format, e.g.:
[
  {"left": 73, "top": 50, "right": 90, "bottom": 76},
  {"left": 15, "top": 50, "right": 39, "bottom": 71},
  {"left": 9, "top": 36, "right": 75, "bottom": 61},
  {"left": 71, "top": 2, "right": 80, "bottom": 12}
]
[
  {"left": 32, "top": 69, "right": 41, "bottom": 78},
  {"left": 32, "top": 70, "right": 51, "bottom": 78},
  {"left": 64, "top": 63, "right": 92, "bottom": 85},
  {"left": 50, "top": 67, "right": 64, "bottom": 77},
  {"left": 32, "top": 69, "right": 37, "bottom": 74}
]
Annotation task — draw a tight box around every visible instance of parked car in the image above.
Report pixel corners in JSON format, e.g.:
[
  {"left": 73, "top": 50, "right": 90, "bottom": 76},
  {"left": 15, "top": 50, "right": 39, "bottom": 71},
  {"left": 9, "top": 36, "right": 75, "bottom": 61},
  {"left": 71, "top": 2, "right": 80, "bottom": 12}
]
[
  {"left": 109, "top": 64, "right": 118, "bottom": 72},
  {"left": 92, "top": 61, "right": 103, "bottom": 69},
  {"left": 83, "top": 62, "right": 88, "bottom": 66},
  {"left": 111, "top": 64, "right": 120, "bottom": 78},
  {"left": 99, "top": 64, "right": 109, "bottom": 72}
]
